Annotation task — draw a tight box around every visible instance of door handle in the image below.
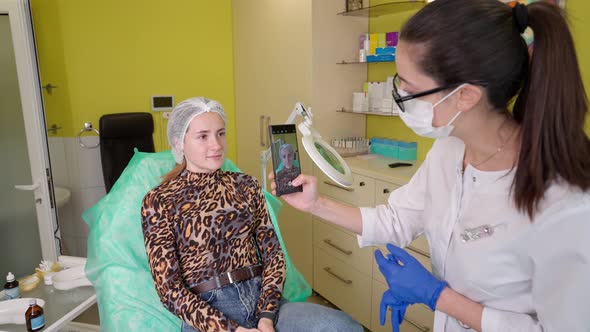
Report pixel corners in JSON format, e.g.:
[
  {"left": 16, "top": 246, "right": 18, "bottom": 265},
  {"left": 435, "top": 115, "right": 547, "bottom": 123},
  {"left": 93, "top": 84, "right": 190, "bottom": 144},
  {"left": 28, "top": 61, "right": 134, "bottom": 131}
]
[
  {"left": 266, "top": 116, "right": 271, "bottom": 148},
  {"left": 260, "top": 115, "right": 265, "bottom": 147},
  {"left": 15, "top": 182, "right": 40, "bottom": 191}
]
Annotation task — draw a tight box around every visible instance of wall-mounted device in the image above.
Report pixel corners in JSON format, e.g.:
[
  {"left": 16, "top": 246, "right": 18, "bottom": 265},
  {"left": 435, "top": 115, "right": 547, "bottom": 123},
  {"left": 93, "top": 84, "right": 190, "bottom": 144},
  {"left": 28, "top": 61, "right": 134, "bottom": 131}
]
[{"left": 151, "top": 96, "right": 174, "bottom": 111}]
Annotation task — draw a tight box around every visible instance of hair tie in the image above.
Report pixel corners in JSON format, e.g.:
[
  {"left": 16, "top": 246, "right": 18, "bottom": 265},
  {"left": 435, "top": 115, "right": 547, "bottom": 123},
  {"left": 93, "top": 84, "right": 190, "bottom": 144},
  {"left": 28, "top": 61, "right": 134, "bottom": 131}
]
[{"left": 512, "top": 3, "right": 529, "bottom": 34}]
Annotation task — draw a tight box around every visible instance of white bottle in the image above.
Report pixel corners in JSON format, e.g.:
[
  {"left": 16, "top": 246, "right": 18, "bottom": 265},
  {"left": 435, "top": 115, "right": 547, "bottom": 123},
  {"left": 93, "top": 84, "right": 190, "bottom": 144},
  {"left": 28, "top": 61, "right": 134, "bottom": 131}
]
[{"left": 4, "top": 272, "right": 20, "bottom": 299}]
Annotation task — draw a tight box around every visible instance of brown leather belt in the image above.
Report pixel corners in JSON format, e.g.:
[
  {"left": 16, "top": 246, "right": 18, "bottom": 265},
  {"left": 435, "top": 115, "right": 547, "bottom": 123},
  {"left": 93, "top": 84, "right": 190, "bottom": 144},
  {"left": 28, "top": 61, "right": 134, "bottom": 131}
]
[{"left": 189, "top": 265, "right": 263, "bottom": 295}]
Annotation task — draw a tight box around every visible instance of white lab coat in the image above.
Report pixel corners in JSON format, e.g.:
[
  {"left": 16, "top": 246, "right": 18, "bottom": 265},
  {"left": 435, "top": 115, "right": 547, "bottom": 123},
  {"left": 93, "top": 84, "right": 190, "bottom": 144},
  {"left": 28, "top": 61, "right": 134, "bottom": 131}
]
[{"left": 357, "top": 137, "right": 590, "bottom": 332}]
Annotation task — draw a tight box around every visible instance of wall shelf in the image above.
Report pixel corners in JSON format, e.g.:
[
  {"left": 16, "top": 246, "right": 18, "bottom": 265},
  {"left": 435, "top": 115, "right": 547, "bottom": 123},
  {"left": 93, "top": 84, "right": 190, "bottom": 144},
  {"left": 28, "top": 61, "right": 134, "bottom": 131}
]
[
  {"left": 337, "top": 109, "right": 399, "bottom": 117},
  {"left": 337, "top": 60, "right": 395, "bottom": 64},
  {"left": 337, "top": 1, "right": 426, "bottom": 18}
]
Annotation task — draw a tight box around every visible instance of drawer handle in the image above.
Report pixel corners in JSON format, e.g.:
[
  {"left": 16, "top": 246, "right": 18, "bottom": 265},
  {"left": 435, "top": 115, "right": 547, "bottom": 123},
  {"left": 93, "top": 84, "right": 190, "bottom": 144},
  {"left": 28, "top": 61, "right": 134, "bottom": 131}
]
[
  {"left": 406, "top": 245, "right": 430, "bottom": 258},
  {"left": 404, "top": 317, "right": 430, "bottom": 332},
  {"left": 323, "top": 267, "right": 352, "bottom": 285},
  {"left": 323, "top": 239, "right": 353, "bottom": 256},
  {"left": 383, "top": 188, "right": 391, "bottom": 194},
  {"left": 323, "top": 181, "right": 354, "bottom": 192},
  {"left": 359, "top": 181, "right": 365, "bottom": 187},
  {"left": 386, "top": 307, "right": 430, "bottom": 332}
]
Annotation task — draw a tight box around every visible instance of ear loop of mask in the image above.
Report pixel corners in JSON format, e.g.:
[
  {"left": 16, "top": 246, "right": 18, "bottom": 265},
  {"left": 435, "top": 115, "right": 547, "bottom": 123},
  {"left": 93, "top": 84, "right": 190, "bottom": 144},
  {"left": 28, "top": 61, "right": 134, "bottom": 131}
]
[{"left": 433, "top": 83, "right": 468, "bottom": 127}]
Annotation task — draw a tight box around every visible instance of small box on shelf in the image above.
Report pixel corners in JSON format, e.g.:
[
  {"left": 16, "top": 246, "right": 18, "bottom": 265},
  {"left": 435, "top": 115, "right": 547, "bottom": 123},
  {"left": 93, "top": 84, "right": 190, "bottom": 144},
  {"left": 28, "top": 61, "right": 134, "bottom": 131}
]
[{"left": 370, "top": 138, "right": 417, "bottom": 161}]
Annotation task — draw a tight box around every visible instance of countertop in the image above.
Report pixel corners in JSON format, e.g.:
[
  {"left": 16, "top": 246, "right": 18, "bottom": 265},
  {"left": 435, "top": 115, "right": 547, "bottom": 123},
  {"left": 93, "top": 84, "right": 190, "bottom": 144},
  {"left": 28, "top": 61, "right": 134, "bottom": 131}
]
[{"left": 343, "top": 154, "right": 422, "bottom": 185}]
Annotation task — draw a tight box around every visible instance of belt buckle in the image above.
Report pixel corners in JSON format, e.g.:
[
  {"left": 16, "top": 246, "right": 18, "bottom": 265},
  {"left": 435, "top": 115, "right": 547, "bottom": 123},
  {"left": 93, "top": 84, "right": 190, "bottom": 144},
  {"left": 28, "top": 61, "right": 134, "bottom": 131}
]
[
  {"left": 247, "top": 265, "right": 255, "bottom": 277},
  {"left": 225, "top": 271, "right": 234, "bottom": 284}
]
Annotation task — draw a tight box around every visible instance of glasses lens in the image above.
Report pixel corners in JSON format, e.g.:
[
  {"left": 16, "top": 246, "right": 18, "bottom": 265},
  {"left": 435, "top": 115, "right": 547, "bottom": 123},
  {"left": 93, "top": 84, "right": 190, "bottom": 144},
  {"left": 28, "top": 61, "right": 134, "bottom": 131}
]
[{"left": 392, "top": 74, "right": 405, "bottom": 112}]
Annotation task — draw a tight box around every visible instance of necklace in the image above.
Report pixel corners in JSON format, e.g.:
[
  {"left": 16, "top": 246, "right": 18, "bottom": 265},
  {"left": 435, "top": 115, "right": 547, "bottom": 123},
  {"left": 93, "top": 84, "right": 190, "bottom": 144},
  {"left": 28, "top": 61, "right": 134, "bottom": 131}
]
[{"left": 470, "top": 123, "right": 518, "bottom": 169}]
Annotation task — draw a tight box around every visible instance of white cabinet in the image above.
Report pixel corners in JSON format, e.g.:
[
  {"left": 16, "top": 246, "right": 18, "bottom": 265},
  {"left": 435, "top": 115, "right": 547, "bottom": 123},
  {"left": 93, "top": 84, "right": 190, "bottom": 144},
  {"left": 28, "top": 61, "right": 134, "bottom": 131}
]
[{"left": 314, "top": 156, "right": 433, "bottom": 332}]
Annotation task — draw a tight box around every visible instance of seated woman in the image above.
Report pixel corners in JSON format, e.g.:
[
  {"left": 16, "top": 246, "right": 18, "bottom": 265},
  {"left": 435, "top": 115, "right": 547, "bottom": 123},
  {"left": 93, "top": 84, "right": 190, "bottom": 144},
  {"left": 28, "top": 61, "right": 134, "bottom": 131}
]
[{"left": 141, "top": 97, "right": 363, "bottom": 332}]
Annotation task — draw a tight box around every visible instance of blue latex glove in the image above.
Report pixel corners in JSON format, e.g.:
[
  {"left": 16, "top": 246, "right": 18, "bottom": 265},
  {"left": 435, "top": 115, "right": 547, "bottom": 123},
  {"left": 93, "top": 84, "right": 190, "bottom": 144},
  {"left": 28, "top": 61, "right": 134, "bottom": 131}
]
[
  {"left": 375, "top": 243, "right": 448, "bottom": 311},
  {"left": 380, "top": 290, "right": 408, "bottom": 332}
]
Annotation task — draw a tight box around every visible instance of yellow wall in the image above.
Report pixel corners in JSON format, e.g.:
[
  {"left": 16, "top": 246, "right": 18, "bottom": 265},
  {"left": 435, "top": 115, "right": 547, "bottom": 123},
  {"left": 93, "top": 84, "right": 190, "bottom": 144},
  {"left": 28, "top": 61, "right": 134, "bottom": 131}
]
[
  {"left": 366, "top": 0, "right": 590, "bottom": 161},
  {"left": 30, "top": 0, "right": 237, "bottom": 159}
]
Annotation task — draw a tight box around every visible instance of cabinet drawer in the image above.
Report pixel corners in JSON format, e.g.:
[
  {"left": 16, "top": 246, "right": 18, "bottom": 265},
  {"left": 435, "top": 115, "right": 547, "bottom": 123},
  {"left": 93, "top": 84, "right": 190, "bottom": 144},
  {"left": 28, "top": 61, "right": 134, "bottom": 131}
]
[
  {"left": 408, "top": 235, "right": 430, "bottom": 257},
  {"left": 375, "top": 179, "right": 401, "bottom": 206},
  {"left": 318, "top": 172, "right": 375, "bottom": 206},
  {"left": 371, "top": 281, "right": 434, "bottom": 332},
  {"left": 314, "top": 219, "right": 372, "bottom": 275},
  {"left": 314, "top": 248, "right": 372, "bottom": 328},
  {"left": 372, "top": 245, "right": 431, "bottom": 285}
]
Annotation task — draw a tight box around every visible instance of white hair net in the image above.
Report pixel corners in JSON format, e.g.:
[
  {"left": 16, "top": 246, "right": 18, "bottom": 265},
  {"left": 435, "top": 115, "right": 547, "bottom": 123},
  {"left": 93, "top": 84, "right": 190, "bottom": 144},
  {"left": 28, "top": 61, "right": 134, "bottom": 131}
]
[{"left": 167, "top": 97, "right": 226, "bottom": 164}]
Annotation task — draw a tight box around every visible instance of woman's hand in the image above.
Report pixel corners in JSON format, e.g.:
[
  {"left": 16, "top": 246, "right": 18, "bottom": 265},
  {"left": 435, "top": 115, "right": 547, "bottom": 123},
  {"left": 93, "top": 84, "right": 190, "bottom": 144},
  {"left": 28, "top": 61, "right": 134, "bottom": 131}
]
[
  {"left": 375, "top": 244, "right": 448, "bottom": 311},
  {"left": 257, "top": 317, "right": 275, "bottom": 332},
  {"left": 268, "top": 172, "right": 319, "bottom": 213}
]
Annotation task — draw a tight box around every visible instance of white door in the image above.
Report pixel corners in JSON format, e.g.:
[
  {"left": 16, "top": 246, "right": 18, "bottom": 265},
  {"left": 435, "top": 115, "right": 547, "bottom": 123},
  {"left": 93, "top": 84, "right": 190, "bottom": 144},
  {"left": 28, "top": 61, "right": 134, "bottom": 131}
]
[{"left": 0, "top": 0, "right": 58, "bottom": 279}]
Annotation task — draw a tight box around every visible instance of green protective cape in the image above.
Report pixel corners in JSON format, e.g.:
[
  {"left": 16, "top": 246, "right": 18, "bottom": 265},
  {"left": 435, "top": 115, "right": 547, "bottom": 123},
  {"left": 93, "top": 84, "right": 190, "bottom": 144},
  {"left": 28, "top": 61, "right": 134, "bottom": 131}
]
[{"left": 82, "top": 150, "right": 311, "bottom": 331}]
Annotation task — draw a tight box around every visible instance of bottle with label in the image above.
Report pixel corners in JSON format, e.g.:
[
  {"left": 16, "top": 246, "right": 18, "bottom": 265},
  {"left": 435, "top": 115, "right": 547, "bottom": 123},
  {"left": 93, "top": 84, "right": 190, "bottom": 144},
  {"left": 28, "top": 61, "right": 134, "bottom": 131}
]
[
  {"left": 4, "top": 272, "right": 20, "bottom": 299},
  {"left": 25, "top": 298, "right": 45, "bottom": 331}
]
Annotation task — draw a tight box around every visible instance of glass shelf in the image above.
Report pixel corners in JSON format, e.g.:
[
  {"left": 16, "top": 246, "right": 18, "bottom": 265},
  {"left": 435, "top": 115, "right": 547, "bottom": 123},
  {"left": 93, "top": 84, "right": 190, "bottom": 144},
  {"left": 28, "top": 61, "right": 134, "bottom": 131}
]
[
  {"left": 337, "top": 109, "right": 399, "bottom": 117},
  {"left": 337, "top": 1, "right": 426, "bottom": 18},
  {"left": 337, "top": 60, "right": 395, "bottom": 64}
]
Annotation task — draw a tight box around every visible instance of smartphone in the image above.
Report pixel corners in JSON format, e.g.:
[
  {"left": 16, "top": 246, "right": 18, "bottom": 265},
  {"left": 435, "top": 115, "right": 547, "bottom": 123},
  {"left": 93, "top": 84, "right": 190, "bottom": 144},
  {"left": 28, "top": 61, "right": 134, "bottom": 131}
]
[{"left": 268, "top": 124, "right": 303, "bottom": 196}]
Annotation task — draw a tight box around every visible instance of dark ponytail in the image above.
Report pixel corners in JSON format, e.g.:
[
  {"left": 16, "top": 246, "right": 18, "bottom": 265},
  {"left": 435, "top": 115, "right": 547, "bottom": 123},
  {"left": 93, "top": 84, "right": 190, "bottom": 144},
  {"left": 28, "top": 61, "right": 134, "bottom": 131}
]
[
  {"left": 512, "top": 1, "right": 590, "bottom": 217},
  {"left": 401, "top": 0, "right": 590, "bottom": 218}
]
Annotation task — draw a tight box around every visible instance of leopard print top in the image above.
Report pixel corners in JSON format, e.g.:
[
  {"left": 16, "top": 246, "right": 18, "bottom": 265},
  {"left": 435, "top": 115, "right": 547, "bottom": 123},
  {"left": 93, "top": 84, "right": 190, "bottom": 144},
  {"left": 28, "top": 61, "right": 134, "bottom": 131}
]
[{"left": 141, "top": 168, "right": 285, "bottom": 332}]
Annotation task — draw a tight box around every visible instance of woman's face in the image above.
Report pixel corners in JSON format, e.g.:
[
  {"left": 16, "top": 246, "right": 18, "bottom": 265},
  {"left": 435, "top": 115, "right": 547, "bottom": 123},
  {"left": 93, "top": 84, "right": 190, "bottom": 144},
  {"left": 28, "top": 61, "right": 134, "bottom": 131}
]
[
  {"left": 396, "top": 41, "right": 461, "bottom": 127},
  {"left": 183, "top": 112, "right": 226, "bottom": 173},
  {"left": 280, "top": 148, "right": 294, "bottom": 169}
]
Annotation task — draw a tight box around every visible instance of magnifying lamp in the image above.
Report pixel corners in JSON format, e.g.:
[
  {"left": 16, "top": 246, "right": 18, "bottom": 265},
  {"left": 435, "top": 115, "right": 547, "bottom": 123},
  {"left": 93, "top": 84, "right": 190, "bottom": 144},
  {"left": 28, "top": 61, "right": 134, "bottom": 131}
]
[{"left": 261, "top": 102, "right": 353, "bottom": 189}]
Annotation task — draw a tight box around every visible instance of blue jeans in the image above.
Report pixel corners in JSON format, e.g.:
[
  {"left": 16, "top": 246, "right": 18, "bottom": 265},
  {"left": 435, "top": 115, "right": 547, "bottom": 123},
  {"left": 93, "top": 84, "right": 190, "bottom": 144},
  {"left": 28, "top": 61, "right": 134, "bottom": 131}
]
[{"left": 182, "top": 276, "right": 363, "bottom": 332}]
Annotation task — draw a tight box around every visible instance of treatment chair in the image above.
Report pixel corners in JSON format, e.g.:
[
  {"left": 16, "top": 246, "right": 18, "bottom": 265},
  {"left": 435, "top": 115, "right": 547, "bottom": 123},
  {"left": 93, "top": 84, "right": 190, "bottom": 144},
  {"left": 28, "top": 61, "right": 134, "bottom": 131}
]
[
  {"left": 83, "top": 150, "right": 311, "bottom": 331},
  {"left": 99, "top": 113, "right": 155, "bottom": 193}
]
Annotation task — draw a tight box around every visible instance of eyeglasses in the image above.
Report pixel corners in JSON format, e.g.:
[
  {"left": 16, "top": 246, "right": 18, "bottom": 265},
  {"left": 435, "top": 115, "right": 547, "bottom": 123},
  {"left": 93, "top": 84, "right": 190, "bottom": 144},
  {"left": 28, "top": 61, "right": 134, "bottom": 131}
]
[{"left": 392, "top": 73, "right": 487, "bottom": 112}]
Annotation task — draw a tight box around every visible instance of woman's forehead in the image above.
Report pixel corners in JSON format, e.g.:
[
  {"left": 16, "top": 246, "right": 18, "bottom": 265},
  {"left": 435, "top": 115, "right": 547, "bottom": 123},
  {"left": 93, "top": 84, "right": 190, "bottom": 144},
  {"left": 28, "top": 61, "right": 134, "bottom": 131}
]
[
  {"left": 396, "top": 41, "right": 437, "bottom": 89},
  {"left": 187, "top": 112, "right": 225, "bottom": 131}
]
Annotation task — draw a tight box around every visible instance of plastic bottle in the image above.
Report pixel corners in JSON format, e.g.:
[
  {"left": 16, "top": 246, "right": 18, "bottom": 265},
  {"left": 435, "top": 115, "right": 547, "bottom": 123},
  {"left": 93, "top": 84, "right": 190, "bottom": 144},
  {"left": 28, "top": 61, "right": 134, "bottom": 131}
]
[
  {"left": 4, "top": 272, "right": 20, "bottom": 299},
  {"left": 25, "top": 298, "right": 45, "bottom": 331}
]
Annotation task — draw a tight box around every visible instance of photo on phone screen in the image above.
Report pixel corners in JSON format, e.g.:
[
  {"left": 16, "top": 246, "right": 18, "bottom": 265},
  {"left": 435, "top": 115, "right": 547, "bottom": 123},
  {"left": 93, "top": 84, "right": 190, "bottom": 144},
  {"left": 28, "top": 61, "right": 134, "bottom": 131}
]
[{"left": 268, "top": 124, "right": 303, "bottom": 196}]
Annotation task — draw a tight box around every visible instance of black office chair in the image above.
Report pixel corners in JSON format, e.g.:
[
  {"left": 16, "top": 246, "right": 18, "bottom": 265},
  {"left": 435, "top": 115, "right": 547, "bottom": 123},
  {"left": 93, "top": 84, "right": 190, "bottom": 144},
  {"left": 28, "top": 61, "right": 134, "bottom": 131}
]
[{"left": 99, "top": 113, "right": 155, "bottom": 193}]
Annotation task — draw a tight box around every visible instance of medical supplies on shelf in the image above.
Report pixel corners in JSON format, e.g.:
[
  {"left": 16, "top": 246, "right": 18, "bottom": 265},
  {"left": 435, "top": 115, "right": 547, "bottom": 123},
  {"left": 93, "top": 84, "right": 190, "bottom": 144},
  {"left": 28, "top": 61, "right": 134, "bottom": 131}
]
[
  {"left": 331, "top": 137, "right": 370, "bottom": 157},
  {"left": 359, "top": 32, "right": 398, "bottom": 62},
  {"left": 352, "top": 77, "right": 400, "bottom": 115},
  {"left": 370, "top": 137, "right": 417, "bottom": 161}
]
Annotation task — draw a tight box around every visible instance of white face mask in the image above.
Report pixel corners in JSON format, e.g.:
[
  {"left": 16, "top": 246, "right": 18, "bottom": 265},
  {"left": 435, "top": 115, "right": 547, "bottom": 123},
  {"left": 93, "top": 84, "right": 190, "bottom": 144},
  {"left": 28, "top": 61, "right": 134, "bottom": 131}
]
[{"left": 398, "top": 84, "right": 467, "bottom": 139}]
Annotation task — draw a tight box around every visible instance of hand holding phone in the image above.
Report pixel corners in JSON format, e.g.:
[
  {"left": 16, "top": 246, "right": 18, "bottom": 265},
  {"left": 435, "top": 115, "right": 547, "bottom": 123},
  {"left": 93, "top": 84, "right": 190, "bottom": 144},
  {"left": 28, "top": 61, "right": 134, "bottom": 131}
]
[{"left": 269, "top": 124, "right": 303, "bottom": 196}]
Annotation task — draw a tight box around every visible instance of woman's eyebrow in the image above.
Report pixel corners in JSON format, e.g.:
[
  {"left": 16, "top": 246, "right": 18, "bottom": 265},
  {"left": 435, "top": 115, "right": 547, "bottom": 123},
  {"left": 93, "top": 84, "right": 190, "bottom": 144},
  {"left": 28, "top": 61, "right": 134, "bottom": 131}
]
[{"left": 398, "top": 74, "right": 416, "bottom": 89}]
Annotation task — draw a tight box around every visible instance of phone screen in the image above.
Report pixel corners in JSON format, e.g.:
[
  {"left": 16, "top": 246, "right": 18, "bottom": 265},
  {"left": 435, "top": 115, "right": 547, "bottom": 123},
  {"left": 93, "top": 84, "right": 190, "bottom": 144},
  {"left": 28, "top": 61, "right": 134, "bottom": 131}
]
[{"left": 268, "top": 124, "right": 303, "bottom": 196}]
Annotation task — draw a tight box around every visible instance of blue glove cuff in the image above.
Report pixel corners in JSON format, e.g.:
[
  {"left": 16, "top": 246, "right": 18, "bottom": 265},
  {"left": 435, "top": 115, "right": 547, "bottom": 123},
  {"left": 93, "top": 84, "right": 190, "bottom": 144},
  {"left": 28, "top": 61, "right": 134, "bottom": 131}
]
[{"left": 427, "top": 281, "right": 448, "bottom": 311}]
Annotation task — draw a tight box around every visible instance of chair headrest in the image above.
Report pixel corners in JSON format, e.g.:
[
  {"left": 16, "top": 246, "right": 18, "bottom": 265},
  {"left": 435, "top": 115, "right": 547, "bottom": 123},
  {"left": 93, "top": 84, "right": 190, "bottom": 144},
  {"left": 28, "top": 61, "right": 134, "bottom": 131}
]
[{"left": 99, "top": 113, "right": 154, "bottom": 139}]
